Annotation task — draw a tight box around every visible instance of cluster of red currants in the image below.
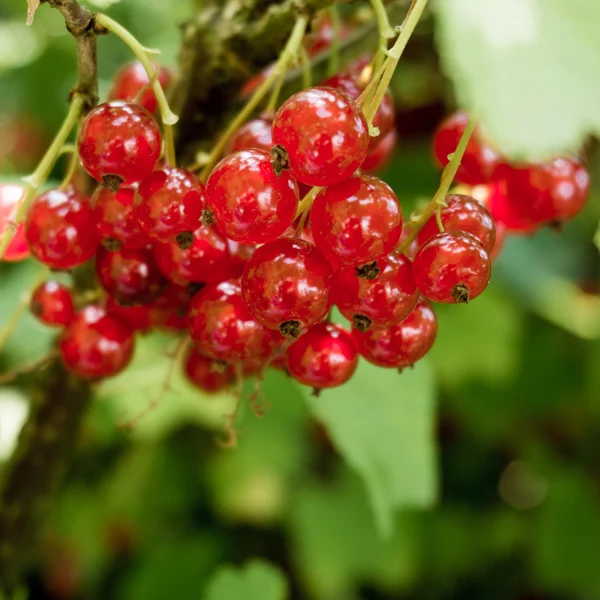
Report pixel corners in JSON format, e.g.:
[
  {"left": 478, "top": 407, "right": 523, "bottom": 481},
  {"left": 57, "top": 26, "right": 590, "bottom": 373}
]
[{"left": 6, "top": 44, "right": 591, "bottom": 397}]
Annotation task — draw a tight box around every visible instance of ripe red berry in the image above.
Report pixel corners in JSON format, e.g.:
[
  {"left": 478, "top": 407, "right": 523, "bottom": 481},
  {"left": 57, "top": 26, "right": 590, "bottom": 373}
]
[
  {"left": 92, "top": 185, "right": 149, "bottom": 251},
  {"left": 109, "top": 61, "right": 173, "bottom": 115},
  {"left": 59, "top": 305, "right": 135, "bottom": 379},
  {"left": 0, "top": 184, "right": 30, "bottom": 261},
  {"left": 154, "top": 225, "right": 234, "bottom": 287},
  {"left": 78, "top": 101, "right": 161, "bottom": 187},
  {"left": 30, "top": 281, "right": 74, "bottom": 327},
  {"left": 227, "top": 117, "right": 273, "bottom": 153},
  {"left": 226, "top": 239, "right": 256, "bottom": 277},
  {"left": 332, "top": 253, "right": 418, "bottom": 331},
  {"left": 495, "top": 157, "right": 590, "bottom": 224},
  {"left": 418, "top": 194, "right": 496, "bottom": 253},
  {"left": 433, "top": 111, "right": 500, "bottom": 185},
  {"left": 184, "top": 346, "right": 235, "bottom": 394},
  {"left": 311, "top": 174, "right": 402, "bottom": 271},
  {"left": 241, "top": 237, "right": 333, "bottom": 338},
  {"left": 96, "top": 246, "right": 165, "bottom": 306},
  {"left": 135, "top": 167, "right": 206, "bottom": 247},
  {"left": 205, "top": 149, "right": 298, "bottom": 244},
  {"left": 147, "top": 283, "right": 191, "bottom": 331},
  {"left": 106, "top": 295, "right": 152, "bottom": 331},
  {"left": 413, "top": 232, "right": 491, "bottom": 303},
  {"left": 361, "top": 128, "right": 398, "bottom": 174},
  {"left": 188, "top": 279, "right": 274, "bottom": 362},
  {"left": 286, "top": 323, "right": 358, "bottom": 389},
  {"left": 24, "top": 187, "right": 99, "bottom": 270},
  {"left": 324, "top": 72, "right": 395, "bottom": 150},
  {"left": 272, "top": 86, "right": 369, "bottom": 186},
  {"left": 352, "top": 298, "right": 437, "bottom": 368}
]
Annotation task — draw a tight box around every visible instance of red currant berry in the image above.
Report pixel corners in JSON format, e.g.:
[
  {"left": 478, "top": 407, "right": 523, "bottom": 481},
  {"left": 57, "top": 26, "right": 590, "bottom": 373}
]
[
  {"left": 352, "top": 298, "right": 437, "bottom": 368},
  {"left": 30, "top": 281, "right": 74, "bottom": 327},
  {"left": 495, "top": 157, "right": 590, "bottom": 224},
  {"left": 205, "top": 149, "right": 298, "bottom": 244},
  {"left": 433, "top": 111, "right": 500, "bottom": 185},
  {"left": 332, "top": 253, "right": 418, "bottom": 331},
  {"left": 413, "top": 232, "right": 491, "bottom": 303},
  {"left": 78, "top": 101, "right": 161, "bottom": 187},
  {"left": 184, "top": 346, "right": 235, "bottom": 394},
  {"left": 92, "top": 185, "right": 149, "bottom": 251},
  {"left": 135, "top": 167, "right": 205, "bottom": 247},
  {"left": 106, "top": 295, "right": 152, "bottom": 331},
  {"left": 96, "top": 246, "right": 166, "bottom": 306},
  {"left": 148, "top": 283, "right": 191, "bottom": 331},
  {"left": 418, "top": 194, "right": 496, "bottom": 253},
  {"left": 324, "top": 72, "right": 395, "bottom": 150},
  {"left": 109, "top": 61, "right": 173, "bottom": 115},
  {"left": 188, "top": 279, "right": 274, "bottom": 362},
  {"left": 154, "top": 225, "right": 234, "bottom": 287},
  {"left": 227, "top": 117, "right": 273, "bottom": 153},
  {"left": 361, "top": 128, "right": 398, "bottom": 174},
  {"left": 24, "top": 187, "right": 99, "bottom": 270},
  {"left": 272, "top": 86, "right": 369, "bottom": 187},
  {"left": 286, "top": 323, "right": 358, "bottom": 389},
  {"left": 59, "top": 305, "right": 135, "bottom": 379},
  {"left": 226, "top": 239, "right": 256, "bottom": 277},
  {"left": 311, "top": 173, "right": 402, "bottom": 270},
  {"left": 241, "top": 237, "right": 333, "bottom": 338},
  {"left": 0, "top": 184, "right": 30, "bottom": 261}
]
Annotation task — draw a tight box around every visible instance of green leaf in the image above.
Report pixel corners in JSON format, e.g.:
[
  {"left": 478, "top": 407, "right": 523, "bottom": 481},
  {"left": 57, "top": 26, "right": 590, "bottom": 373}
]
[
  {"left": 435, "top": 0, "right": 600, "bottom": 158},
  {"left": 203, "top": 561, "right": 288, "bottom": 600},
  {"left": 300, "top": 360, "right": 437, "bottom": 538}
]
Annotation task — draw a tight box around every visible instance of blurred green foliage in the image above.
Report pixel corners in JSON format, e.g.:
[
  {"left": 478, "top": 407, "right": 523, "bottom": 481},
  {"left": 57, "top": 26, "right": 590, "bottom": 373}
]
[{"left": 2, "top": 0, "right": 600, "bottom": 599}]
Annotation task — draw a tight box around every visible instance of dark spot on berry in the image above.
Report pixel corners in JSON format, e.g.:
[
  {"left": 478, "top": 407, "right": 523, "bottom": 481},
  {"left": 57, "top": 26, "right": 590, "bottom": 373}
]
[
  {"left": 452, "top": 283, "right": 469, "bottom": 303},
  {"left": 355, "top": 261, "right": 380, "bottom": 280},
  {"left": 211, "top": 360, "right": 228, "bottom": 374},
  {"left": 101, "top": 237, "right": 123, "bottom": 252},
  {"left": 187, "top": 282, "right": 205, "bottom": 296},
  {"left": 280, "top": 319, "right": 301, "bottom": 339},
  {"left": 102, "top": 174, "right": 123, "bottom": 192},
  {"left": 176, "top": 231, "right": 194, "bottom": 250},
  {"left": 201, "top": 209, "right": 215, "bottom": 226},
  {"left": 352, "top": 314, "right": 371, "bottom": 332},
  {"left": 271, "top": 144, "right": 290, "bottom": 177}
]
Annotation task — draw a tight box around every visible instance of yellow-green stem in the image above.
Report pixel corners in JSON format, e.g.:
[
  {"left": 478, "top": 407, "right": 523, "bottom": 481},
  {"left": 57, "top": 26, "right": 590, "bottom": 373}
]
[
  {"left": 265, "top": 71, "right": 286, "bottom": 115},
  {"left": 95, "top": 14, "right": 178, "bottom": 166},
  {"left": 200, "top": 15, "right": 309, "bottom": 181},
  {"left": 295, "top": 186, "right": 321, "bottom": 220},
  {"left": 398, "top": 113, "right": 477, "bottom": 254},
  {"left": 327, "top": 5, "right": 342, "bottom": 76},
  {"left": 299, "top": 46, "right": 312, "bottom": 90},
  {"left": 370, "top": 0, "right": 395, "bottom": 73},
  {"left": 0, "top": 95, "right": 85, "bottom": 259},
  {"left": 59, "top": 150, "right": 80, "bottom": 191}
]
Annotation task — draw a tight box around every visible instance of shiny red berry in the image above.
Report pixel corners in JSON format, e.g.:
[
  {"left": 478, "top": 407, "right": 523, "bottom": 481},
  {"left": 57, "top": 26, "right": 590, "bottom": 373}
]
[
  {"left": 78, "top": 101, "right": 161, "bottom": 187},
  {"left": 361, "top": 128, "right": 398, "bottom": 174},
  {"left": 30, "top": 281, "right": 74, "bottom": 327},
  {"left": 106, "top": 296, "right": 152, "bottom": 331},
  {"left": 311, "top": 173, "right": 402, "bottom": 270},
  {"left": 418, "top": 194, "right": 496, "bottom": 253},
  {"left": 241, "top": 238, "right": 333, "bottom": 338},
  {"left": 184, "top": 346, "right": 235, "bottom": 394},
  {"left": 227, "top": 117, "right": 273, "bottom": 153},
  {"left": 272, "top": 86, "right": 369, "bottom": 187},
  {"left": 205, "top": 149, "right": 298, "bottom": 244},
  {"left": 188, "top": 279, "right": 274, "bottom": 362},
  {"left": 24, "top": 187, "right": 99, "bottom": 270},
  {"left": 433, "top": 111, "right": 499, "bottom": 185},
  {"left": 352, "top": 298, "right": 437, "bottom": 368},
  {"left": 286, "top": 323, "right": 358, "bottom": 389},
  {"left": 154, "top": 225, "right": 234, "bottom": 287},
  {"left": 135, "top": 167, "right": 205, "bottom": 247},
  {"left": 92, "top": 185, "right": 149, "bottom": 251},
  {"left": 147, "top": 283, "right": 191, "bottom": 331},
  {"left": 332, "top": 253, "right": 418, "bottom": 331},
  {"left": 495, "top": 157, "right": 590, "bottom": 224},
  {"left": 109, "top": 61, "right": 173, "bottom": 114},
  {"left": 413, "top": 232, "right": 491, "bottom": 303},
  {"left": 0, "top": 184, "right": 30, "bottom": 261},
  {"left": 96, "top": 246, "right": 166, "bottom": 306},
  {"left": 226, "top": 239, "right": 256, "bottom": 277},
  {"left": 59, "top": 305, "right": 135, "bottom": 379}
]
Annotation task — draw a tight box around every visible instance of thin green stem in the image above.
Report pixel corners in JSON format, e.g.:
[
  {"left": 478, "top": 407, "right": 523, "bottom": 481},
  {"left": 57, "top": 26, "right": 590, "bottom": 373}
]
[
  {"left": 95, "top": 14, "right": 178, "bottom": 166},
  {"left": 370, "top": 0, "right": 395, "bottom": 73},
  {"left": 435, "top": 204, "right": 444, "bottom": 233},
  {"left": 299, "top": 46, "right": 312, "bottom": 90},
  {"left": 327, "top": 5, "right": 342, "bottom": 76},
  {"left": 295, "top": 186, "right": 321, "bottom": 220},
  {"left": 265, "top": 71, "right": 286, "bottom": 115},
  {"left": 363, "top": 0, "right": 429, "bottom": 126},
  {"left": 200, "top": 15, "right": 309, "bottom": 180},
  {"left": 59, "top": 150, "right": 80, "bottom": 191},
  {"left": 398, "top": 113, "right": 477, "bottom": 254},
  {"left": 0, "top": 95, "right": 85, "bottom": 259}
]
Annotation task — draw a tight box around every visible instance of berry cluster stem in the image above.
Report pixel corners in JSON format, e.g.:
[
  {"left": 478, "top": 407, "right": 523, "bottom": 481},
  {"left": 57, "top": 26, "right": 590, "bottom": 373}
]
[
  {"left": 199, "top": 15, "right": 309, "bottom": 181},
  {"left": 369, "top": 0, "right": 395, "bottom": 73},
  {"left": 94, "top": 14, "right": 179, "bottom": 166},
  {"left": 0, "top": 95, "right": 85, "bottom": 259},
  {"left": 398, "top": 113, "right": 477, "bottom": 254}
]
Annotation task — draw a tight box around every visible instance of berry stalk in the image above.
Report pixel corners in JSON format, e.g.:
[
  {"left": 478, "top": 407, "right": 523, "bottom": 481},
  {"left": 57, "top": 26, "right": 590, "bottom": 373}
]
[
  {"left": 0, "top": 94, "right": 85, "bottom": 259},
  {"left": 94, "top": 14, "right": 179, "bottom": 166},
  {"left": 398, "top": 113, "right": 478, "bottom": 254},
  {"left": 199, "top": 15, "right": 309, "bottom": 180},
  {"left": 369, "top": 0, "right": 396, "bottom": 72}
]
